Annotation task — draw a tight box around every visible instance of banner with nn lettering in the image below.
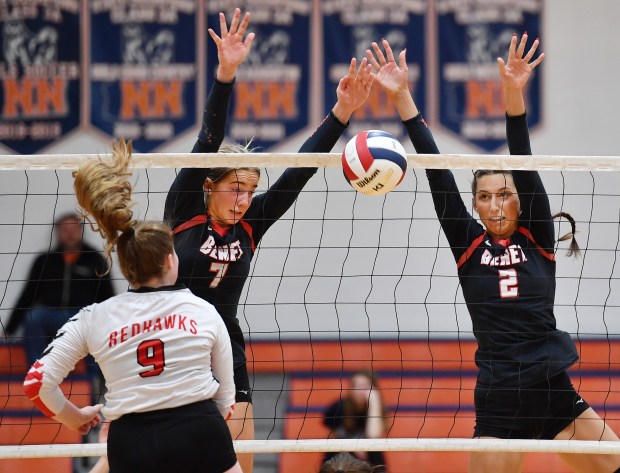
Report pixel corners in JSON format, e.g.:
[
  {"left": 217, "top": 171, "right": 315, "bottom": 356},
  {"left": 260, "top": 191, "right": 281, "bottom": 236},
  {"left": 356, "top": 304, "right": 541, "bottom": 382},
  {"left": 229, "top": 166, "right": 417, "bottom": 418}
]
[
  {"left": 322, "top": 0, "right": 427, "bottom": 140},
  {"left": 89, "top": 1, "right": 199, "bottom": 151},
  {"left": 436, "top": 0, "right": 542, "bottom": 151},
  {"left": 0, "top": 1, "right": 81, "bottom": 154},
  {"left": 206, "top": 0, "right": 311, "bottom": 151}
]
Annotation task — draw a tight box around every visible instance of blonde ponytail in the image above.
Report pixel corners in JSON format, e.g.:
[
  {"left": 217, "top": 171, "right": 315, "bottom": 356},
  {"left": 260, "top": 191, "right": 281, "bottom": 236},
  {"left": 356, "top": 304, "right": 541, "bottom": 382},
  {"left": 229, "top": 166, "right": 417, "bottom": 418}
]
[{"left": 73, "top": 139, "right": 173, "bottom": 285}]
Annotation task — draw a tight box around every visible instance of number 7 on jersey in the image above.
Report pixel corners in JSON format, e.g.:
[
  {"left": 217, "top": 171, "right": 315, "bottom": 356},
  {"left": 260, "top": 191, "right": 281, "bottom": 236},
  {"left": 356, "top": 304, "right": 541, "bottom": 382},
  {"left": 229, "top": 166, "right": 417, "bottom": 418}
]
[{"left": 209, "top": 262, "right": 229, "bottom": 288}]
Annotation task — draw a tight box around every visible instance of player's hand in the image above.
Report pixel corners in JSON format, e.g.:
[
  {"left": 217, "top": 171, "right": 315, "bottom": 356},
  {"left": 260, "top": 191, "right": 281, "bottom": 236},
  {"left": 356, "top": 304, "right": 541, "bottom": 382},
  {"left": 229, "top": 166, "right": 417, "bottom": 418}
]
[
  {"left": 209, "top": 8, "right": 255, "bottom": 82},
  {"left": 73, "top": 404, "right": 103, "bottom": 435},
  {"left": 337, "top": 58, "right": 374, "bottom": 110},
  {"left": 497, "top": 33, "right": 544, "bottom": 91},
  {"left": 366, "top": 39, "right": 409, "bottom": 99}
]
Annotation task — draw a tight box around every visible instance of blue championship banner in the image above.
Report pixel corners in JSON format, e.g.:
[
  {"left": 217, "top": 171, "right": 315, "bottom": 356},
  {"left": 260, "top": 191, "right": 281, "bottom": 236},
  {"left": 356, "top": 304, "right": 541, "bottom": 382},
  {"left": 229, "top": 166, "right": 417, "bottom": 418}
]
[
  {"left": 437, "top": 0, "right": 542, "bottom": 151},
  {"left": 322, "top": 0, "right": 427, "bottom": 140},
  {"left": 206, "top": 0, "right": 311, "bottom": 151},
  {"left": 0, "top": 1, "right": 80, "bottom": 154},
  {"left": 89, "top": 1, "right": 199, "bottom": 151}
]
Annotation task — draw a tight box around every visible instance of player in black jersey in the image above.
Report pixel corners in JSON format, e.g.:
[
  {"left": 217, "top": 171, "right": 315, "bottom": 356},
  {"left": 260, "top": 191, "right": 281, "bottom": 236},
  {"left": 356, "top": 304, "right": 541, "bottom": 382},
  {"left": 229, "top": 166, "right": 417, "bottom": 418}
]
[
  {"left": 163, "top": 9, "right": 374, "bottom": 472},
  {"left": 367, "top": 36, "right": 620, "bottom": 473}
]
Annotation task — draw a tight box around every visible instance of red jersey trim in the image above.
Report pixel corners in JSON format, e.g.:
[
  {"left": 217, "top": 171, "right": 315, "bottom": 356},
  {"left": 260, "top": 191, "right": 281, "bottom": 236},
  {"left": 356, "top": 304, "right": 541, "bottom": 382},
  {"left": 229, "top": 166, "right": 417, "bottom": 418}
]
[
  {"left": 240, "top": 220, "right": 256, "bottom": 252},
  {"left": 516, "top": 226, "right": 556, "bottom": 261},
  {"left": 24, "top": 361, "right": 56, "bottom": 418},
  {"left": 173, "top": 214, "right": 255, "bottom": 252},
  {"left": 456, "top": 233, "right": 486, "bottom": 269},
  {"left": 211, "top": 220, "right": 231, "bottom": 237},
  {"left": 172, "top": 215, "right": 208, "bottom": 235}
]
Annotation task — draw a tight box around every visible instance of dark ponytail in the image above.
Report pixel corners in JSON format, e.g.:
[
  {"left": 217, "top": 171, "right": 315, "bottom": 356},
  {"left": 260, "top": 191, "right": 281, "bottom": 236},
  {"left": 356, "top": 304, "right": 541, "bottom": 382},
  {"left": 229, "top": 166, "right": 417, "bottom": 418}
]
[{"left": 553, "top": 212, "right": 580, "bottom": 257}]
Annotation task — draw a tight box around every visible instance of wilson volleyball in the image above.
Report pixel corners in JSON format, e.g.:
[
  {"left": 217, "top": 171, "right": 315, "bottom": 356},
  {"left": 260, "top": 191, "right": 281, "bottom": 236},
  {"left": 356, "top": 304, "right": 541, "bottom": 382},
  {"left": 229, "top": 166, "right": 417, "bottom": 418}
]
[{"left": 342, "top": 130, "right": 407, "bottom": 195}]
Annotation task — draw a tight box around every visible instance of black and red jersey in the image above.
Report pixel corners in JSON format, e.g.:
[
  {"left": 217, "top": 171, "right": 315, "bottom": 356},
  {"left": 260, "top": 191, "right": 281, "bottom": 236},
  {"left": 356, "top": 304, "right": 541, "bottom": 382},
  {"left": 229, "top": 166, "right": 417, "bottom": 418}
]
[
  {"left": 405, "top": 113, "right": 577, "bottom": 387},
  {"left": 164, "top": 79, "right": 347, "bottom": 366}
]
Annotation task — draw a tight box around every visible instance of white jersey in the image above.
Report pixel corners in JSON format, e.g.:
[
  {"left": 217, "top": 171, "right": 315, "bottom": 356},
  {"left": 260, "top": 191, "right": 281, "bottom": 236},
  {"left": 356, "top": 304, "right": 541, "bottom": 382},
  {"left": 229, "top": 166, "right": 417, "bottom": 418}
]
[{"left": 24, "top": 285, "right": 235, "bottom": 421}]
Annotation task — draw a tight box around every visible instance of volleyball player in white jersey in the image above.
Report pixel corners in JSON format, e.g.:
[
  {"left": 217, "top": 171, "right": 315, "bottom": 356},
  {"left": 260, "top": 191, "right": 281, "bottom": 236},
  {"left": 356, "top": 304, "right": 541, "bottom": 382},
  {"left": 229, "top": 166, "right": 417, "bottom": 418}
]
[{"left": 24, "top": 139, "right": 242, "bottom": 473}]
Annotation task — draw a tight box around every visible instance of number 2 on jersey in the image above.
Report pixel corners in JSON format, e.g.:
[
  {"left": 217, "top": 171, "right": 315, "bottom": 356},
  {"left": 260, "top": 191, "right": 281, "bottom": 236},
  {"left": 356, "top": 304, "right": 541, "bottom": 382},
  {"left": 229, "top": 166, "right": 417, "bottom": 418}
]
[
  {"left": 498, "top": 268, "right": 519, "bottom": 298},
  {"left": 137, "top": 339, "right": 165, "bottom": 377},
  {"left": 209, "top": 262, "right": 229, "bottom": 288}
]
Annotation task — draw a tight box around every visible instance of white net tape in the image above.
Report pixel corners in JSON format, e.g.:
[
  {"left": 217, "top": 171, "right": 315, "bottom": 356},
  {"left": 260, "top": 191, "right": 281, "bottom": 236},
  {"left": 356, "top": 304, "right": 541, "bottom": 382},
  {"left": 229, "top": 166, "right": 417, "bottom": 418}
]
[
  {"left": 2, "top": 438, "right": 620, "bottom": 459},
  {"left": 1, "top": 152, "right": 619, "bottom": 462},
  {"left": 0, "top": 152, "right": 619, "bottom": 171}
]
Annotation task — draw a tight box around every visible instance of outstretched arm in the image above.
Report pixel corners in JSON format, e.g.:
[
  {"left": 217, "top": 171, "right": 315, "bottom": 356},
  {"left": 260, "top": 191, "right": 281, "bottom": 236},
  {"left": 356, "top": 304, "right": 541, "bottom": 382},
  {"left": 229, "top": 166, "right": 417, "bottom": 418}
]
[
  {"left": 366, "top": 39, "right": 437, "bottom": 154},
  {"left": 165, "top": 9, "right": 254, "bottom": 226},
  {"left": 368, "top": 39, "right": 480, "bottom": 258},
  {"left": 195, "top": 7, "right": 255, "bottom": 152},
  {"left": 499, "top": 34, "right": 553, "bottom": 248},
  {"left": 247, "top": 57, "right": 374, "bottom": 240}
]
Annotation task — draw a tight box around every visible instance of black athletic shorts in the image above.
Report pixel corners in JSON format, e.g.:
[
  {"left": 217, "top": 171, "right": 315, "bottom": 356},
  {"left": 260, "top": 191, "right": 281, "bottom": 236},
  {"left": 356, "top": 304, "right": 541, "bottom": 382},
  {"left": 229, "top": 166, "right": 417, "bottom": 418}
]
[
  {"left": 108, "top": 399, "right": 237, "bottom": 473},
  {"left": 473, "top": 371, "right": 590, "bottom": 439}
]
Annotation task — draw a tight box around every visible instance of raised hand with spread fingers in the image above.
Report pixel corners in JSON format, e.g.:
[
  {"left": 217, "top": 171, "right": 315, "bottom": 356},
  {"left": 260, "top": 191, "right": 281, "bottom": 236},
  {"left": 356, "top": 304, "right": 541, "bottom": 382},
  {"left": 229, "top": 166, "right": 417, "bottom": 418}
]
[
  {"left": 332, "top": 57, "right": 375, "bottom": 124},
  {"left": 497, "top": 33, "right": 544, "bottom": 116},
  {"left": 366, "top": 38, "right": 418, "bottom": 121},
  {"left": 208, "top": 8, "right": 255, "bottom": 82}
]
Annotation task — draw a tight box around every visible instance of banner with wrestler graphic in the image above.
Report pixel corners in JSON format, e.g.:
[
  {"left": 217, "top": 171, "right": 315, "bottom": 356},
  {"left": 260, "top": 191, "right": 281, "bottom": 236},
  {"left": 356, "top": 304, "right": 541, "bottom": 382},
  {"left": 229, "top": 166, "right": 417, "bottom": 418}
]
[
  {"left": 436, "top": 0, "right": 542, "bottom": 151},
  {"left": 0, "top": 1, "right": 80, "bottom": 154},
  {"left": 206, "top": 0, "right": 311, "bottom": 151},
  {"left": 322, "top": 0, "right": 427, "bottom": 140},
  {"left": 89, "top": 1, "right": 200, "bottom": 151}
]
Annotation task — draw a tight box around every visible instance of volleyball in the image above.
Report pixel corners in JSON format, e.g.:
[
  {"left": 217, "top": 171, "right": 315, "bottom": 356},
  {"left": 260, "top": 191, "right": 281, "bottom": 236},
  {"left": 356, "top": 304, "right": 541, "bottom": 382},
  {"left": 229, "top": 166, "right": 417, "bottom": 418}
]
[{"left": 341, "top": 130, "right": 408, "bottom": 195}]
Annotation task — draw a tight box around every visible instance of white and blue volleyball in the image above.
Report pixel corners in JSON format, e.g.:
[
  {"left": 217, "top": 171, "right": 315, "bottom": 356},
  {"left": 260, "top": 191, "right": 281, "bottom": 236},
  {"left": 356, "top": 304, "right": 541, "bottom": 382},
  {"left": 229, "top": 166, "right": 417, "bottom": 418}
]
[{"left": 341, "top": 130, "right": 407, "bottom": 195}]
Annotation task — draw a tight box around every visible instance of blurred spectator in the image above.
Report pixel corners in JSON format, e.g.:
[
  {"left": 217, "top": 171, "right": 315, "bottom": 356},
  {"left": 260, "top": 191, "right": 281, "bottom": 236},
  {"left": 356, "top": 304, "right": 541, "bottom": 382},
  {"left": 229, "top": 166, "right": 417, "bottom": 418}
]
[
  {"left": 323, "top": 371, "right": 389, "bottom": 472},
  {"left": 5, "top": 212, "right": 114, "bottom": 367},
  {"left": 319, "top": 452, "right": 376, "bottom": 473}
]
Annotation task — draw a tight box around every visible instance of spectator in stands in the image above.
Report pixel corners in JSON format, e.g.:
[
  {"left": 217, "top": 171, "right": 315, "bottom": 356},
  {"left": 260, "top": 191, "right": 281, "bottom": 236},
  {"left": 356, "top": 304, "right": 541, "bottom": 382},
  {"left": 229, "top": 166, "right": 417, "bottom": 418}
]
[
  {"left": 323, "top": 371, "right": 389, "bottom": 472},
  {"left": 5, "top": 212, "right": 115, "bottom": 368},
  {"left": 319, "top": 452, "right": 377, "bottom": 473}
]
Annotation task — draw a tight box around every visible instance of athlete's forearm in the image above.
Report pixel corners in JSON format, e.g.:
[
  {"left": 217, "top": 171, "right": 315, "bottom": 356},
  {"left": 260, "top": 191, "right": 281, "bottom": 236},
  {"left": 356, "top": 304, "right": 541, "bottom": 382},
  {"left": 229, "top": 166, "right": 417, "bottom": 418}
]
[
  {"left": 193, "top": 79, "right": 234, "bottom": 153},
  {"left": 53, "top": 401, "right": 102, "bottom": 433}
]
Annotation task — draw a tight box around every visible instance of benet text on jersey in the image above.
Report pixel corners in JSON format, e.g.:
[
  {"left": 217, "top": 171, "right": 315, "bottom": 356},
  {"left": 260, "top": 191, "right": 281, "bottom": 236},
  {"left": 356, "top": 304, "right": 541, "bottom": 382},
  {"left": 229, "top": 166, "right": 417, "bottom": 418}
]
[
  {"left": 480, "top": 243, "right": 528, "bottom": 267},
  {"left": 199, "top": 235, "right": 244, "bottom": 261}
]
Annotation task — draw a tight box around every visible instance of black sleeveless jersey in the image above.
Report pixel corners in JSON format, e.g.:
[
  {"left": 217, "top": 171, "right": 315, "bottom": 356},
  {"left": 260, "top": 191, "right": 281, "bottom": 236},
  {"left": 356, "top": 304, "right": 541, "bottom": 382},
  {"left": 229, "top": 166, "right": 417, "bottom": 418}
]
[
  {"left": 164, "top": 79, "right": 347, "bottom": 367},
  {"left": 405, "top": 112, "right": 578, "bottom": 387}
]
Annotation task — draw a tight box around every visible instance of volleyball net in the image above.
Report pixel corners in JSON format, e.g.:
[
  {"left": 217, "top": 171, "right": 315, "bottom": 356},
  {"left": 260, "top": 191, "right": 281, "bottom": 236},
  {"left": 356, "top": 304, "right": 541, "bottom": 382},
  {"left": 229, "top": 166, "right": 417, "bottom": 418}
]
[{"left": 0, "top": 152, "right": 619, "bottom": 470}]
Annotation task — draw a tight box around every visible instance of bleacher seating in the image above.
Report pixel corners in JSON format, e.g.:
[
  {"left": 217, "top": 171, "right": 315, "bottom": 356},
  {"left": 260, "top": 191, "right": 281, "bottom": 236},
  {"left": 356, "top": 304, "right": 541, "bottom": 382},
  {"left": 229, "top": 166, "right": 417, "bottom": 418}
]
[
  {"left": 3, "top": 339, "right": 620, "bottom": 472},
  {"left": 0, "top": 341, "right": 90, "bottom": 473},
  {"left": 245, "top": 339, "right": 620, "bottom": 473}
]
